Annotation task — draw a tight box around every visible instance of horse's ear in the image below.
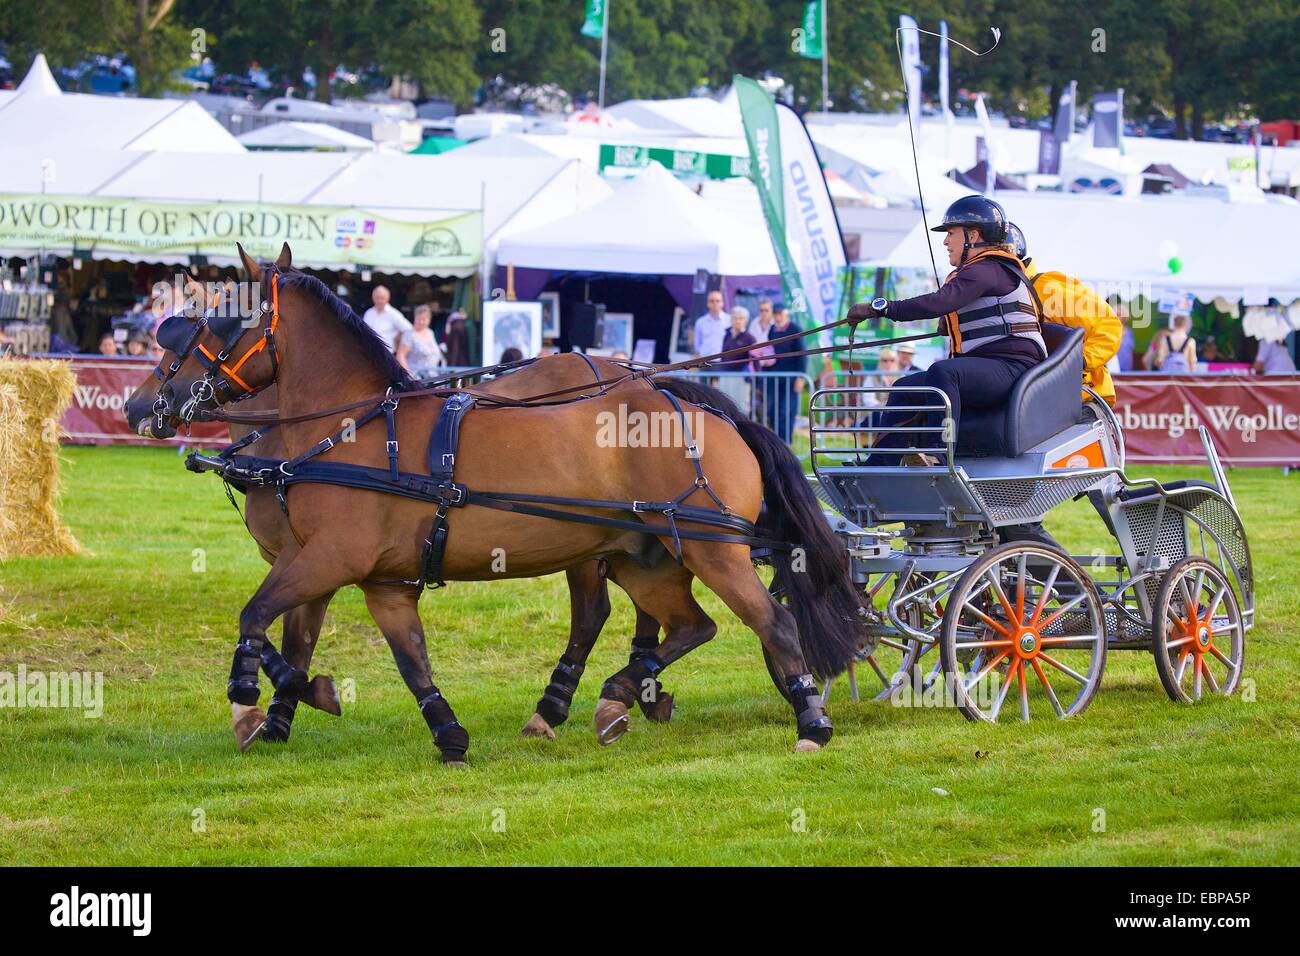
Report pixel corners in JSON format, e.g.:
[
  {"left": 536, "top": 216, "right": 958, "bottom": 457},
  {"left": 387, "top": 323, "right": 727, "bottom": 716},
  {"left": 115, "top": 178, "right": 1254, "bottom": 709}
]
[
  {"left": 236, "top": 242, "right": 261, "bottom": 282},
  {"left": 275, "top": 243, "right": 293, "bottom": 270}
]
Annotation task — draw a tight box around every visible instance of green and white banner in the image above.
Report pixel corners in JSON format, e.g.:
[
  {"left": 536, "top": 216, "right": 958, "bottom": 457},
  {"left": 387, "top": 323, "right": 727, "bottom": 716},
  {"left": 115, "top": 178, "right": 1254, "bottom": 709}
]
[
  {"left": 598, "top": 143, "right": 750, "bottom": 179},
  {"left": 580, "top": 0, "right": 607, "bottom": 38},
  {"left": 799, "top": 1, "right": 824, "bottom": 59},
  {"left": 0, "top": 193, "right": 481, "bottom": 272},
  {"left": 735, "top": 75, "right": 846, "bottom": 335}
]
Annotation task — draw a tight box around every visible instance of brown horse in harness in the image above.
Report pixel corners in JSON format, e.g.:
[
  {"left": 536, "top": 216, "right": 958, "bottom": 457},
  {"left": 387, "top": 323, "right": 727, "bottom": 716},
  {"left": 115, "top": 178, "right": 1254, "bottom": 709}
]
[
  {"left": 125, "top": 353, "right": 674, "bottom": 742},
  {"left": 143, "top": 244, "right": 861, "bottom": 761}
]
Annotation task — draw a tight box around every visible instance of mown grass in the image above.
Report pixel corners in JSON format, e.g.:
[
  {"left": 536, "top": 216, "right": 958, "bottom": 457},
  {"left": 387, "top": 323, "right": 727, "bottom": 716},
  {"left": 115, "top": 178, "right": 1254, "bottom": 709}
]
[{"left": 0, "top": 445, "right": 1297, "bottom": 865}]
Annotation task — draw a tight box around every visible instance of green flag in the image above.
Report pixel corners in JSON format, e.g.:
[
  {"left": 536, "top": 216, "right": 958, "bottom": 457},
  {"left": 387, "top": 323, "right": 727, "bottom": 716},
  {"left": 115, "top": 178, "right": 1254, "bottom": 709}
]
[
  {"left": 799, "top": 1, "right": 824, "bottom": 60},
  {"left": 735, "top": 76, "right": 807, "bottom": 325},
  {"left": 581, "top": 0, "right": 607, "bottom": 39}
]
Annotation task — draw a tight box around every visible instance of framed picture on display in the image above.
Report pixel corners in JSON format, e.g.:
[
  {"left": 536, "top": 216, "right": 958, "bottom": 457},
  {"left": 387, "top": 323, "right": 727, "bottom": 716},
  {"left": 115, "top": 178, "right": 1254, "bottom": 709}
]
[
  {"left": 538, "top": 291, "right": 561, "bottom": 339},
  {"left": 482, "top": 299, "right": 543, "bottom": 364},
  {"left": 600, "top": 312, "right": 634, "bottom": 357}
]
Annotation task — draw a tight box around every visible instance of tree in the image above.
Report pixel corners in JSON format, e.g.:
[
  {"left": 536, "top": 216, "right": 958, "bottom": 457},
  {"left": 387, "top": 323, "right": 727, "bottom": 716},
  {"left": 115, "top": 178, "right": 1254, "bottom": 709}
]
[{"left": 177, "top": 0, "right": 480, "bottom": 104}]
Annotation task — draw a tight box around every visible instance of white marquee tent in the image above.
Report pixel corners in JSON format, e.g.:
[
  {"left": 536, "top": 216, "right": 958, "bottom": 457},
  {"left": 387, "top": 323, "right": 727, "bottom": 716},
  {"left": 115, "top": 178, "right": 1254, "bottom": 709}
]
[
  {"left": 873, "top": 191, "right": 1300, "bottom": 305},
  {"left": 0, "top": 54, "right": 244, "bottom": 153},
  {"left": 496, "top": 161, "right": 776, "bottom": 275}
]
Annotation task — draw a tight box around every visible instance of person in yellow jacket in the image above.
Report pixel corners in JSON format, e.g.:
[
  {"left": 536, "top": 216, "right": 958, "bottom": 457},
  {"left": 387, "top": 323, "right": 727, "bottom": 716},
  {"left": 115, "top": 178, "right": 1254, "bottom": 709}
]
[{"left": 1006, "top": 222, "right": 1121, "bottom": 405}]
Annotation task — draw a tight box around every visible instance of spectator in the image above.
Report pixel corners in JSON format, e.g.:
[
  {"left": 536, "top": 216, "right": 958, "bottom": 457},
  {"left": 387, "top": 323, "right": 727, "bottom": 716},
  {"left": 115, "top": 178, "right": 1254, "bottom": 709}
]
[
  {"left": 97, "top": 332, "right": 119, "bottom": 356},
  {"left": 125, "top": 330, "right": 150, "bottom": 357},
  {"left": 361, "top": 285, "right": 413, "bottom": 367},
  {"left": 766, "top": 306, "right": 806, "bottom": 443},
  {"left": 442, "top": 310, "right": 470, "bottom": 367},
  {"left": 1111, "top": 304, "right": 1135, "bottom": 372},
  {"left": 1147, "top": 313, "right": 1197, "bottom": 372},
  {"left": 717, "top": 305, "right": 757, "bottom": 407},
  {"left": 499, "top": 346, "right": 524, "bottom": 364},
  {"left": 692, "top": 289, "right": 727, "bottom": 359},
  {"left": 897, "top": 342, "right": 925, "bottom": 374},
  {"left": 1254, "top": 337, "right": 1297, "bottom": 375},
  {"left": 748, "top": 298, "right": 776, "bottom": 342},
  {"left": 403, "top": 304, "right": 445, "bottom": 380}
]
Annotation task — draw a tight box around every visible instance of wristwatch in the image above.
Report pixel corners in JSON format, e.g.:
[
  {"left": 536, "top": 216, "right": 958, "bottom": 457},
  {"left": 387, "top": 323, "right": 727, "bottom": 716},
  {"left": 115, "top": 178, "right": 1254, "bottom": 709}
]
[{"left": 871, "top": 297, "right": 888, "bottom": 314}]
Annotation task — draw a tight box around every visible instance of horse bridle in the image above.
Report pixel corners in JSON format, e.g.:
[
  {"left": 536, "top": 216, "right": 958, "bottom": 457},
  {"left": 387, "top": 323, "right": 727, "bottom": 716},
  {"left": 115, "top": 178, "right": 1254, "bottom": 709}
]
[{"left": 152, "top": 269, "right": 282, "bottom": 426}]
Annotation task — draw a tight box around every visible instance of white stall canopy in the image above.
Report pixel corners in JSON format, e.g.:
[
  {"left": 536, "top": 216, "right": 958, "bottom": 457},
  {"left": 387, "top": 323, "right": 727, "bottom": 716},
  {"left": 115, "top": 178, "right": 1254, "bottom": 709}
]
[
  {"left": 496, "top": 161, "right": 777, "bottom": 276},
  {"left": 873, "top": 191, "right": 1300, "bottom": 304}
]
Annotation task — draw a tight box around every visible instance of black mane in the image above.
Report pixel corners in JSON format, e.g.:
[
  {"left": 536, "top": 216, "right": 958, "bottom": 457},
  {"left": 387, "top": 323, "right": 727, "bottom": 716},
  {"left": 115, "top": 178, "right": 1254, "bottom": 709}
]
[{"left": 278, "top": 270, "right": 414, "bottom": 387}]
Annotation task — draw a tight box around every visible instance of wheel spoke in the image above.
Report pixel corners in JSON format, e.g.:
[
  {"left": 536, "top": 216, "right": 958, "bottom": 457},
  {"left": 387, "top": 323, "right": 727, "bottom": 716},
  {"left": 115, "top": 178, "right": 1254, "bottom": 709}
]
[
  {"left": 1031, "top": 658, "right": 1064, "bottom": 717},
  {"left": 1038, "top": 590, "right": 1089, "bottom": 631},
  {"left": 964, "top": 602, "right": 1013, "bottom": 637},
  {"left": 1038, "top": 651, "right": 1088, "bottom": 685},
  {"left": 954, "top": 638, "right": 1015, "bottom": 650},
  {"left": 1193, "top": 655, "right": 1203, "bottom": 699},
  {"left": 1164, "top": 635, "right": 1195, "bottom": 649},
  {"left": 866, "top": 654, "right": 889, "bottom": 686},
  {"left": 1201, "top": 658, "right": 1221, "bottom": 694},
  {"left": 988, "top": 660, "right": 1018, "bottom": 720},
  {"left": 1015, "top": 553, "right": 1028, "bottom": 622},
  {"left": 1209, "top": 644, "right": 1238, "bottom": 671},
  {"left": 1174, "top": 647, "right": 1191, "bottom": 683},
  {"left": 1027, "top": 563, "right": 1062, "bottom": 629},
  {"left": 984, "top": 568, "right": 1019, "bottom": 628},
  {"left": 1205, "top": 585, "right": 1227, "bottom": 623},
  {"left": 1040, "top": 633, "right": 1103, "bottom": 645},
  {"left": 1017, "top": 660, "right": 1029, "bottom": 722},
  {"left": 964, "top": 650, "right": 1009, "bottom": 692}
]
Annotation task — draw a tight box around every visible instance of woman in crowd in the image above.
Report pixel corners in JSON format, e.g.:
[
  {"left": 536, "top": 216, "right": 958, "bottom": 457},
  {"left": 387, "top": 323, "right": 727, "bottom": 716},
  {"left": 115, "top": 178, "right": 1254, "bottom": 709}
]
[{"left": 402, "top": 304, "right": 446, "bottom": 381}]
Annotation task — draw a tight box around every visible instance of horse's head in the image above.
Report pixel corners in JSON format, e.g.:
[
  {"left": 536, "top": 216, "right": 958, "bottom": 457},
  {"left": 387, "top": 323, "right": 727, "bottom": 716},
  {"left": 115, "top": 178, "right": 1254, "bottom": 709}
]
[{"left": 137, "top": 243, "right": 292, "bottom": 433}]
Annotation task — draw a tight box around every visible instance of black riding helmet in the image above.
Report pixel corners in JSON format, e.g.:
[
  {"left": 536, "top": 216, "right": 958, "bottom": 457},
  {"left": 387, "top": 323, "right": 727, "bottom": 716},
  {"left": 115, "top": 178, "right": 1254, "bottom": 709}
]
[
  {"left": 1006, "top": 221, "right": 1028, "bottom": 262},
  {"left": 931, "top": 195, "right": 1009, "bottom": 264}
]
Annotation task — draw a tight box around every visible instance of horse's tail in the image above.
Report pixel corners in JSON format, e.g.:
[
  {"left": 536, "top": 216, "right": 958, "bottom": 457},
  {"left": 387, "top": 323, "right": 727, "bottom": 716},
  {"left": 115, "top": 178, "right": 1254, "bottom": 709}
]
[{"left": 652, "top": 376, "right": 861, "bottom": 680}]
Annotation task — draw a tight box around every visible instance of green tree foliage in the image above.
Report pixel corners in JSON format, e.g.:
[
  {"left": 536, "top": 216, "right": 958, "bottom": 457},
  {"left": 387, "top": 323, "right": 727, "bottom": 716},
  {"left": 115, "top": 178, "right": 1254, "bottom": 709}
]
[{"left": 2, "top": 0, "right": 1296, "bottom": 123}]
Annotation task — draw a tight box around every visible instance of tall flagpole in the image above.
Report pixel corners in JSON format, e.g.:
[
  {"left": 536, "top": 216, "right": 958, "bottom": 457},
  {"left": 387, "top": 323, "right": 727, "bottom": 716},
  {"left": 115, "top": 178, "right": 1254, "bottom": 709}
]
[
  {"left": 820, "top": 0, "right": 829, "bottom": 113},
  {"left": 598, "top": 0, "right": 610, "bottom": 109}
]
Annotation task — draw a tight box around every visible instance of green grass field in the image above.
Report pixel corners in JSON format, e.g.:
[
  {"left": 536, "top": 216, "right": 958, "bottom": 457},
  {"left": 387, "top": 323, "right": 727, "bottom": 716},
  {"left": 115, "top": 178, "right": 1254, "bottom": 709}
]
[{"left": 1, "top": 445, "right": 1297, "bottom": 865}]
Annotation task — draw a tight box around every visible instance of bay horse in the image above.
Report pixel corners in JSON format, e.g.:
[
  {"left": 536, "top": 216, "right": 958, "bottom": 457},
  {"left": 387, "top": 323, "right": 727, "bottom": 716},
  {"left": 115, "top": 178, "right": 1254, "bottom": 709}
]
[
  {"left": 146, "top": 244, "right": 861, "bottom": 761},
  {"left": 125, "top": 354, "right": 674, "bottom": 740}
]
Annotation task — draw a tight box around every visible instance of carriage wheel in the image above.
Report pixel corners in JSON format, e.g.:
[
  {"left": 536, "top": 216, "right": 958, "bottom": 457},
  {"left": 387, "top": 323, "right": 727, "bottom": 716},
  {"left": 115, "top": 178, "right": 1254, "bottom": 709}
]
[
  {"left": 1153, "top": 557, "right": 1244, "bottom": 702},
  {"left": 940, "top": 542, "right": 1106, "bottom": 723}
]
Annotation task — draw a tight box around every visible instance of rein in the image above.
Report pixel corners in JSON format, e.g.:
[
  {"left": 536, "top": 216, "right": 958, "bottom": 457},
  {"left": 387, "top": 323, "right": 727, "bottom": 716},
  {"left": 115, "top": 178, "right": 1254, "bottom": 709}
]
[{"left": 201, "top": 315, "right": 936, "bottom": 428}]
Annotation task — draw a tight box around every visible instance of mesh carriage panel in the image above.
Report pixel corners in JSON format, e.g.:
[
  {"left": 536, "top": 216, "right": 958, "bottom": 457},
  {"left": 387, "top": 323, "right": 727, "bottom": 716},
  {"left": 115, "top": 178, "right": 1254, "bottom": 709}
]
[{"left": 967, "top": 474, "right": 1102, "bottom": 524}]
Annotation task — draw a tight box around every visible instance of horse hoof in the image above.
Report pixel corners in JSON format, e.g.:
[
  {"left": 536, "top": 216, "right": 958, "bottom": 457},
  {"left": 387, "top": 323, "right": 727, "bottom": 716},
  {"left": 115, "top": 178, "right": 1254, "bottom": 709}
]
[
  {"left": 521, "top": 713, "right": 557, "bottom": 739},
  {"left": 792, "top": 738, "right": 822, "bottom": 754},
  {"left": 594, "top": 699, "right": 630, "bottom": 746},
  {"left": 232, "top": 703, "right": 267, "bottom": 752},
  {"left": 304, "top": 675, "right": 342, "bottom": 716},
  {"left": 442, "top": 757, "right": 468, "bottom": 768},
  {"left": 639, "top": 691, "right": 675, "bottom": 723}
]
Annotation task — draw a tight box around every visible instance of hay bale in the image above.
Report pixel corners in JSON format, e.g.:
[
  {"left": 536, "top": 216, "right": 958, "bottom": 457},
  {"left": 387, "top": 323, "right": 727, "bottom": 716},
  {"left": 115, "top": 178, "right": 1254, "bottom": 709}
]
[{"left": 0, "top": 358, "right": 82, "bottom": 559}]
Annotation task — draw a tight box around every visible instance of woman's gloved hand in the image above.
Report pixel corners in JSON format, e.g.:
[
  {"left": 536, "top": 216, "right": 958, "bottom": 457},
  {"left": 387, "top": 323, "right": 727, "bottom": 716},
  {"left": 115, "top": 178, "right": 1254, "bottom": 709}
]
[{"left": 846, "top": 301, "right": 882, "bottom": 322}]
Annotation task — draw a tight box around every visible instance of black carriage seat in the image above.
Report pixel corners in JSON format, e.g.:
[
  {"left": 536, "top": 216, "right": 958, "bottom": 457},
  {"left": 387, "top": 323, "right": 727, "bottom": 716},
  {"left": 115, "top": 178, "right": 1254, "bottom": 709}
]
[{"left": 955, "top": 322, "right": 1084, "bottom": 458}]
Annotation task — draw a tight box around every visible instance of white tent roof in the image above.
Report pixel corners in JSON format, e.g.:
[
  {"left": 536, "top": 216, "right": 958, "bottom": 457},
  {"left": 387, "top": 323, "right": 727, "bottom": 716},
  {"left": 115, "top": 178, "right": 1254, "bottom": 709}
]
[
  {"left": 605, "top": 96, "right": 745, "bottom": 139},
  {"left": 0, "top": 146, "right": 610, "bottom": 274},
  {"left": 497, "top": 161, "right": 777, "bottom": 276},
  {"left": 0, "top": 54, "right": 244, "bottom": 153},
  {"left": 237, "top": 120, "right": 375, "bottom": 151},
  {"left": 872, "top": 191, "right": 1300, "bottom": 303}
]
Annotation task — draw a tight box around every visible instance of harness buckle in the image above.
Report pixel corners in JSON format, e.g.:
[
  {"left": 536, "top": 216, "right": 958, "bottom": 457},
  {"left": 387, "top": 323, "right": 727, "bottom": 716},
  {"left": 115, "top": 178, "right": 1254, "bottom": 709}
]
[
  {"left": 444, "top": 484, "right": 466, "bottom": 505},
  {"left": 386, "top": 440, "right": 399, "bottom": 455},
  {"left": 316, "top": 436, "right": 335, "bottom": 452},
  {"left": 441, "top": 452, "right": 455, "bottom": 468},
  {"left": 632, "top": 500, "right": 656, "bottom": 513}
]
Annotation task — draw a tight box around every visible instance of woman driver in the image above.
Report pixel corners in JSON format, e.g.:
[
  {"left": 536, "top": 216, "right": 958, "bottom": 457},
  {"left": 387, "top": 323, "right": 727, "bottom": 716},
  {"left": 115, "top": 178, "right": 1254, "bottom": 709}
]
[{"left": 848, "top": 195, "right": 1045, "bottom": 465}]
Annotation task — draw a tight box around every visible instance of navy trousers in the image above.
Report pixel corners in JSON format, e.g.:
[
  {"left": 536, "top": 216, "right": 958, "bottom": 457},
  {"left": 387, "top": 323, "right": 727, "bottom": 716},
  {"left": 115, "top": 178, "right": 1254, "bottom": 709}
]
[{"left": 871, "top": 352, "right": 1038, "bottom": 457}]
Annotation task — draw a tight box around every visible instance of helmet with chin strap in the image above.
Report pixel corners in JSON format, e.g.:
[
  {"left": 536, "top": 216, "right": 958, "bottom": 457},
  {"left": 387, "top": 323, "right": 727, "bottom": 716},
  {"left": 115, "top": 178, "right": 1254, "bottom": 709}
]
[
  {"left": 932, "top": 195, "right": 1009, "bottom": 264},
  {"left": 1006, "top": 221, "right": 1028, "bottom": 262}
]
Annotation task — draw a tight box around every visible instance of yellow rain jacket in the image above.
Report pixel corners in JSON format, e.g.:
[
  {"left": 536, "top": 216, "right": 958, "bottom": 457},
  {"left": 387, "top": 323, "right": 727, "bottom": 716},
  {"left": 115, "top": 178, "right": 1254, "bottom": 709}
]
[{"left": 1023, "top": 260, "right": 1122, "bottom": 405}]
